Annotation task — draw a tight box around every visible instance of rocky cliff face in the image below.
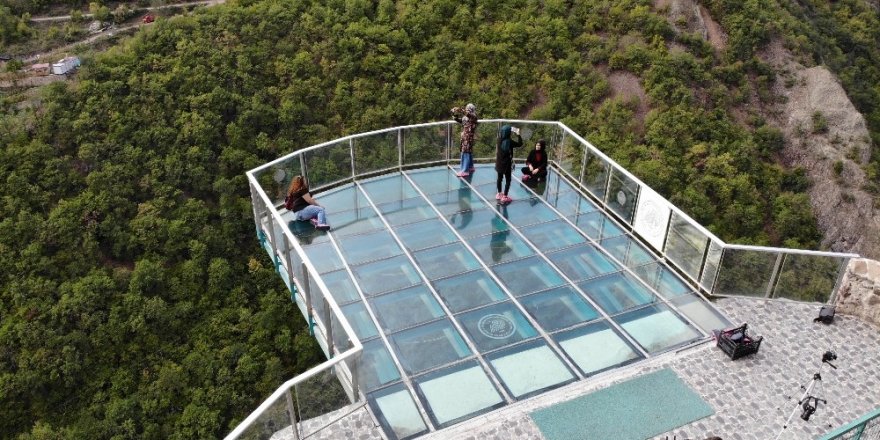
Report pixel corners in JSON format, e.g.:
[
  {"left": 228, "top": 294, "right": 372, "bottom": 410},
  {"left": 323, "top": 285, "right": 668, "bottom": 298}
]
[
  {"left": 660, "top": 0, "right": 879, "bottom": 260},
  {"left": 835, "top": 258, "right": 880, "bottom": 327},
  {"left": 769, "top": 55, "right": 880, "bottom": 260}
]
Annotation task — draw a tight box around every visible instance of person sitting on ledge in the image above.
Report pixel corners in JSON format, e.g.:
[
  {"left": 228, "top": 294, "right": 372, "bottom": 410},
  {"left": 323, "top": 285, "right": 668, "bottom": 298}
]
[
  {"left": 521, "top": 138, "right": 548, "bottom": 182},
  {"left": 285, "top": 175, "right": 330, "bottom": 231}
]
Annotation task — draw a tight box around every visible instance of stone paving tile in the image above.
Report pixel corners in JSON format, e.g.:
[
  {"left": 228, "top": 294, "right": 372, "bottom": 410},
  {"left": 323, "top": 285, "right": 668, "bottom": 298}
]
[{"left": 277, "top": 297, "right": 880, "bottom": 440}]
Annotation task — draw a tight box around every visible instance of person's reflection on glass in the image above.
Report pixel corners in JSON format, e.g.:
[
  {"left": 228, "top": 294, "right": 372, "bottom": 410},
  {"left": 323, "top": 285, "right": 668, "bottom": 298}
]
[
  {"left": 490, "top": 205, "right": 512, "bottom": 263},
  {"left": 288, "top": 220, "right": 321, "bottom": 245},
  {"left": 450, "top": 176, "right": 473, "bottom": 229}
]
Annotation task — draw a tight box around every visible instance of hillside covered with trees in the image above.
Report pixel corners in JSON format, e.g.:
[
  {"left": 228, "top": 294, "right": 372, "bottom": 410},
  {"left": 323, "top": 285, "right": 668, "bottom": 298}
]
[{"left": 1, "top": 0, "right": 878, "bottom": 438}]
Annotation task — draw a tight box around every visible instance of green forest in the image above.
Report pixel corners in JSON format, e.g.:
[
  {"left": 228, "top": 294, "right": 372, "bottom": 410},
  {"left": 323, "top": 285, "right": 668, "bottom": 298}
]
[{"left": 1, "top": 0, "right": 878, "bottom": 438}]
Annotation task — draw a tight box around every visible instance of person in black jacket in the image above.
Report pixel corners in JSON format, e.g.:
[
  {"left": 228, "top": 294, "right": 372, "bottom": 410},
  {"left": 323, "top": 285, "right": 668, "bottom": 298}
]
[
  {"left": 521, "top": 139, "right": 548, "bottom": 182},
  {"left": 494, "top": 125, "right": 522, "bottom": 204},
  {"left": 284, "top": 175, "right": 330, "bottom": 230}
]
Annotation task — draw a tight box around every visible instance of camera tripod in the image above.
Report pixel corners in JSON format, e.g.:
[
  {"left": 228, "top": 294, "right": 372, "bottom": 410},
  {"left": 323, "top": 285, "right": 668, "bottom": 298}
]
[{"left": 774, "top": 351, "right": 838, "bottom": 440}]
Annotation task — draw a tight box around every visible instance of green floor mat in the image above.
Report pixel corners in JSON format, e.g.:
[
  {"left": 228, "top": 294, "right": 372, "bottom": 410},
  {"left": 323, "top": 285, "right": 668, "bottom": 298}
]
[{"left": 530, "top": 368, "right": 713, "bottom": 440}]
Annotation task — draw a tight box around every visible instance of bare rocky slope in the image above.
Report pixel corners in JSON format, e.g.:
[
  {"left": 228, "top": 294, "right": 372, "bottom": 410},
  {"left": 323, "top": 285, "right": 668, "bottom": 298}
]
[{"left": 660, "top": 0, "right": 880, "bottom": 260}]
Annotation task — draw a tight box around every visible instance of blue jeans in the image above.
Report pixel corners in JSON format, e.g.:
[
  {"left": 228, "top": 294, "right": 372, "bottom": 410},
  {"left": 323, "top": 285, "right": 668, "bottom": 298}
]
[
  {"left": 295, "top": 205, "right": 327, "bottom": 225},
  {"left": 460, "top": 152, "right": 473, "bottom": 172}
]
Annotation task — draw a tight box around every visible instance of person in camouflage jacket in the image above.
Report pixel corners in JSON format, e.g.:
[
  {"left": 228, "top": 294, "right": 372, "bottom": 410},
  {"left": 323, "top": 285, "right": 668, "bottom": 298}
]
[{"left": 451, "top": 103, "right": 478, "bottom": 176}]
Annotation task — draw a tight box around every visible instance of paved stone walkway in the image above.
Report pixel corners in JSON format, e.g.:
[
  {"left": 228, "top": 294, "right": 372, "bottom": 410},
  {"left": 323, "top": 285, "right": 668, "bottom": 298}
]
[{"left": 282, "top": 297, "right": 880, "bottom": 440}]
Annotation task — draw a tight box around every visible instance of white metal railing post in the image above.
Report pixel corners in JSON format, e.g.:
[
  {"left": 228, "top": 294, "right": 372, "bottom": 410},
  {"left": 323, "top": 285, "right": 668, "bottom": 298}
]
[
  {"left": 285, "top": 389, "right": 300, "bottom": 440},
  {"left": 398, "top": 128, "right": 403, "bottom": 169},
  {"left": 301, "top": 262, "right": 313, "bottom": 334}
]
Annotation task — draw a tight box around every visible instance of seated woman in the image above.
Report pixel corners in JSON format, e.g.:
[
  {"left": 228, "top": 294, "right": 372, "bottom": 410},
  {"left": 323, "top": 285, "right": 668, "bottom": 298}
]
[
  {"left": 285, "top": 176, "right": 330, "bottom": 230},
  {"left": 521, "top": 139, "right": 548, "bottom": 182}
]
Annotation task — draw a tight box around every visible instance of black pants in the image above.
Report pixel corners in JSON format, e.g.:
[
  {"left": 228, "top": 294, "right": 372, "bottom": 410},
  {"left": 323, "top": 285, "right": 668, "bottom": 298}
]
[
  {"left": 521, "top": 166, "right": 547, "bottom": 179},
  {"left": 497, "top": 169, "right": 512, "bottom": 195}
]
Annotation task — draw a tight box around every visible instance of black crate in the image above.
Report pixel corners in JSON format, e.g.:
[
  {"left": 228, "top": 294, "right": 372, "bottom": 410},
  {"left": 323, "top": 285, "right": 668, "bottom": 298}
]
[{"left": 715, "top": 324, "right": 763, "bottom": 360}]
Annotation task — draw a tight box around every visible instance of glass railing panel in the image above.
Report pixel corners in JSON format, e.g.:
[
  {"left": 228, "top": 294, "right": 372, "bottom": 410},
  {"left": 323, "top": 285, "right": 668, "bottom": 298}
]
[
  {"left": 511, "top": 122, "right": 558, "bottom": 162},
  {"left": 407, "top": 167, "right": 465, "bottom": 195},
  {"left": 605, "top": 167, "right": 640, "bottom": 225},
  {"left": 316, "top": 185, "right": 371, "bottom": 214},
  {"left": 713, "top": 248, "right": 779, "bottom": 297},
  {"left": 555, "top": 131, "right": 585, "bottom": 179},
  {"left": 700, "top": 239, "right": 723, "bottom": 292},
  {"left": 353, "top": 130, "right": 399, "bottom": 176},
  {"left": 303, "top": 139, "right": 353, "bottom": 190},
  {"left": 773, "top": 254, "right": 847, "bottom": 302},
  {"left": 581, "top": 149, "right": 611, "bottom": 201},
  {"left": 255, "top": 155, "right": 305, "bottom": 208},
  {"left": 236, "top": 393, "right": 293, "bottom": 440},
  {"left": 470, "top": 120, "right": 500, "bottom": 159},
  {"left": 664, "top": 212, "right": 709, "bottom": 281},
  {"left": 295, "top": 365, "right": 356, "bottom": 438},
  {"left": 403, "top": 124, "right": 448, "bottom": 166}
]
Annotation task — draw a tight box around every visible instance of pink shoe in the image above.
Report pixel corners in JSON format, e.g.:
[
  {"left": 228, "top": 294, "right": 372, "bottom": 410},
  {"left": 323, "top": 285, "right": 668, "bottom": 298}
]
[
  {"left": 456, "top": 171, "right": 469, "bottom": 177},
  {"left": 309, "top": 218, "right": 318, "bottom": 226},
  {"left": 467, "top": 167, "right": 475, "bottom": 173},
  {"left": 500, "top": 195, "right": 513, "bottom": 204},
  {"left": 495, "top": 192, "right": 503, "bottom": 200}
]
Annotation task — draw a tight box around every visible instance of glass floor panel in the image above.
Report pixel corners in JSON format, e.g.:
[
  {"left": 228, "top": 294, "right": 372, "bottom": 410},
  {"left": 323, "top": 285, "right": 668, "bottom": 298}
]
[
  {"left": 492, "top": 256, "right": 566, "bottom": 297},
  {"left": 414, "top": 360, "right": 506, "bottom": 428},
  {"left": 302, "top": 241, "right": 346, "bottom": 274},
  {"left": 339, "top": 301, "right": 380, "bottom": 342},
  {"left": 395, "top": 218, "right": 459, "bottom": 252},
  {"left": 519, "top": 286, "right": 600, "bottom": 331},
  {"left": 316, "top": 186, "right": 371, "bottom": 214},
  {"left": 521, "top": 220, "right": 588, "bottom": 252},
  {"left": 370, "top": 285, "right": 446, "bottom": 333},
  {"left": 473, "top": 181, "right": 534, "bottom": 201},
  {"left": 470, "top": 231, "right": 535, "bottom": 265},
  {"left": 330, "top": 207, "right": 386, "bottom": 238},
  {"left": 337, "top": 230, "right": 403, "bottom": 265},
  {"left": 544, "top": 190, "right": 594, "bottom": 217},
  {"left": 413, "top": 243, "right": 482, "bottom": 280},
  {"left": 613, "top": 304, "right": 702, "bottom": 353},
  {"left": 377, "top": 197, "right": 436, "bottom": 226},
  {"left": 264, "top": 166, "right": 732, "bottom": 438},
  {"left": 388, "top": 319, "right": 472, "bottom": 375},
  {"left": 554, "top": 321, "right": 643, "bottom": 376},
  {"left": 351, "top": 255, "right": 422, "bottom": 296},
  {"left": 368, "top": 383, "right": 429, "bottom": 440},
  {"left": 447, "top": 208, "right": 509, "bottom": 238},
  {"left": 359, "top": 339, "right": 403, "bottom": 392},
  {"left": 431, "top": 270, "right": 507, "bottom": 313},
  {"left": 632, "top": 261, "right": 694, "bottom": 299},
  {"left": 310, "top": 269, "right": 360, "bottom": 305},
  {"left": 486, "top": 340, "right": 576, "bottom": 399},
  {"left": 429, "top": 189, "right": 485, "bottom": 215},
  {"left": 408, "top": 167, "right": 469, "bottom": 195},
  {"left": 499, "top": 199, "right": 561, "bottom": 227},
  {"left": 548, "top": 243, "right": 620, "bottom": 281},
  {"left": 671, "top": 294, "right": 732, "bottom": 333},
  {"left": 577, "top": 272, "right": 658, "bottom": 315},
  {"left": 567, "top": 210, "right": 626, "bottom": 240},
  {"left": 457, "top": 301, "right": 538, "bottom": 352},
  {"left": 360, "top": 174, "right": 422, "bottom": 204}
]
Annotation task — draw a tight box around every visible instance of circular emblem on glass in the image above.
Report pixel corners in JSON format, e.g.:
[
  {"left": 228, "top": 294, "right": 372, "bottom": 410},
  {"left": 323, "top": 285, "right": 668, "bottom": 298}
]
[
  {"left": 616, "top": 190, "right": 627, "bottom": 206},
  {"left": 642, "top": 200, "right": 664, "bottom": 234},
  {"left": 477, "top": 314, "right": 516, "bottom": 339}
]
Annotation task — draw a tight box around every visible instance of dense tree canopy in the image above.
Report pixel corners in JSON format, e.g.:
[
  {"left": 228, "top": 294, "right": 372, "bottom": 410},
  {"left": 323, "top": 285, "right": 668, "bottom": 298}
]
[{"left": 0, "top": 0, "right": 876, "bottom": 438}]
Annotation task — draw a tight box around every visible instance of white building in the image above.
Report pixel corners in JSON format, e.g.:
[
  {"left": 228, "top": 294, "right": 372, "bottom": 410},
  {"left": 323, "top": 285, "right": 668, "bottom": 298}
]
[{"left": 52, "top": 56, "right": 81, "bottom": 75}]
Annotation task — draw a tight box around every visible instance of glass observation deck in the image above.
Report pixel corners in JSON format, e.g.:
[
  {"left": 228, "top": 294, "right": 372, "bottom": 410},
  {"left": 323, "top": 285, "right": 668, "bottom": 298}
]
[{"left": 231, "top": 120, "right": 858, "bottom": 440}]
